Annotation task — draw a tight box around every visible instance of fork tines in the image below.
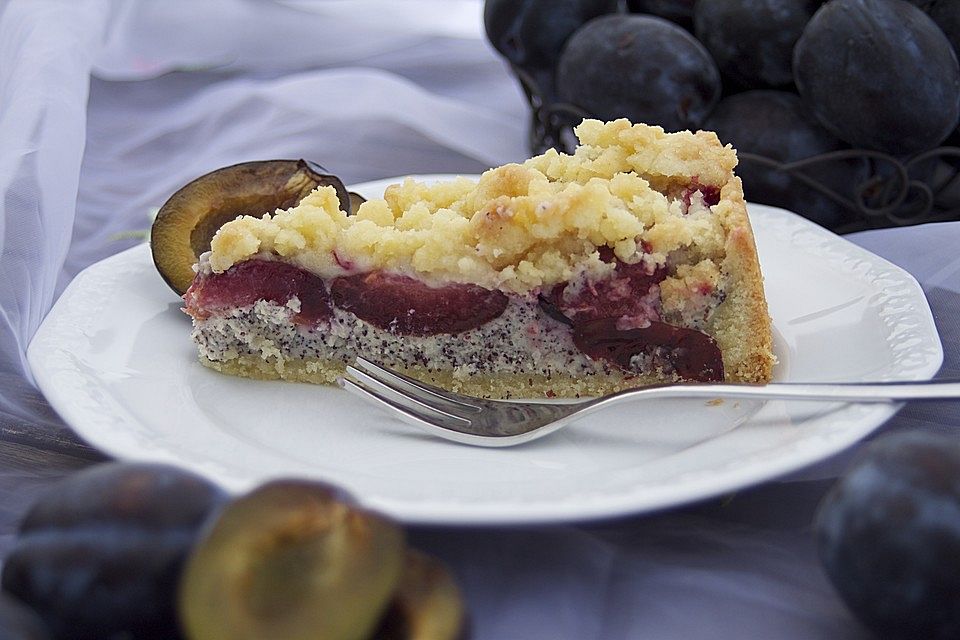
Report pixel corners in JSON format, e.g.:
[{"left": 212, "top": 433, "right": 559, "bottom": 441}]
[{"left": 337, "top": 357, "right": 480, "bottom": 432}]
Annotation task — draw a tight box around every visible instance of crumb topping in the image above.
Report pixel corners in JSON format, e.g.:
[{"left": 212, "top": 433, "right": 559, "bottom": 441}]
[{"left": 208, "top": 119, "right": 739, "bottom": 294}]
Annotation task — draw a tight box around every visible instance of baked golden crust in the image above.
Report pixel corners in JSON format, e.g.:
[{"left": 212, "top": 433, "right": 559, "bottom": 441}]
[{"left": 706, "top": 178, "right": 776, "bottom": 383}]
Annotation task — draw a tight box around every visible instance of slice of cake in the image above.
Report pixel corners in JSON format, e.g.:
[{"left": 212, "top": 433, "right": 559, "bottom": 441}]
[{"left": 183, "top": 119, "right": 776, "bottom": 398}]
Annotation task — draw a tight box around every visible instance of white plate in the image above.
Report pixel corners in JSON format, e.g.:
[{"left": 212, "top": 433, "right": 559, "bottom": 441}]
[{"left": 28, "top": 176, "right": 943, "bottom": 525}]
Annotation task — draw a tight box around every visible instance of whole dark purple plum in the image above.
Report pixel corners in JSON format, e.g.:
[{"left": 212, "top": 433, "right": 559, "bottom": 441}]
[
  {"left": 704, "top": 90, "right": 866, "bottom": 228},
  {"left": 0, "top": 595, "right": 49, "bottom": 640},
  {"left": 694, "top": 0, "right": 820, "bottom": 89},
  {"left": 483, "top": 0, "right": 618, "bottom": 102},
  {"left": 793, "top": 0, "right": 960, "bottom": 155},
  {"left": 557, "top": 14, "right": 721, "bottom": 131},
  {"left": 1, "top": 463, "right": 227, "bottom": 640},
  {"left": 816, "top": 431, "right": 960, "bottom": 640},
  {"left": 483, "top": 0, "right": 618, "bottom": 74}
]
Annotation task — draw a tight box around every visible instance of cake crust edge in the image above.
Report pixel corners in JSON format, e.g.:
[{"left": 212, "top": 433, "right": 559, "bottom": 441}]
[{"left": 709, "top": 177, "right": 776, "bottom": 384}]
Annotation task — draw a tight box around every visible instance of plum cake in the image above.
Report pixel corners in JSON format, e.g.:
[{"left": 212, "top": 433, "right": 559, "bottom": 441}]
[{"left": 182, "top": 119, "right": 776, "bottom": 398}]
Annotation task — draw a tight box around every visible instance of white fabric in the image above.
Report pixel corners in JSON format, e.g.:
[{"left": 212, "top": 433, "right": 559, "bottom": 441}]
[
  {"left": 1, "top": 1, "right": 957, "bottom": 638},
  {"left": 0, "top": 0, "right": 107, "bottom": 430}
]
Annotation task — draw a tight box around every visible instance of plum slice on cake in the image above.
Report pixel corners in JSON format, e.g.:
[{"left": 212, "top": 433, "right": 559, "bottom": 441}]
[{"left": 179, "top": 119, "right": 775, "bottom": 398}]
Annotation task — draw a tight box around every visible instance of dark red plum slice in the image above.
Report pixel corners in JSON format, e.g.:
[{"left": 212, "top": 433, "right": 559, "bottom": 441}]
[
  {"left": 184, "top": 259, "right": 332, "bottom": 326},
  {"left": 331, "top": 272, "right": 508, "bottom": 336},
  {"left": 573, "top": 318, "right": 724, "bottom": 382},
  {"left": 543, "top": 253, "right": 666, "bottom": 327}
]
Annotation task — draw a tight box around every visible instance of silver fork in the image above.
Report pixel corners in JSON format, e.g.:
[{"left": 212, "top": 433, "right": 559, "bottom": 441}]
[{"left": 337, "top": 357, "right": 960, "bottom": 447}]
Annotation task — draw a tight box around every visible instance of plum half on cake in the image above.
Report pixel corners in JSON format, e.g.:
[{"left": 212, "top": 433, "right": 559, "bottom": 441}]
[{"left": 179, "top": 119, "right": 775, "bottom": 398}]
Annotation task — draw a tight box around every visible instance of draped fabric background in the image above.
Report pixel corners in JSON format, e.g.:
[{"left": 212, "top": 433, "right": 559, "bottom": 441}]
[{"left": 2, "top": 1, "right": 958, "bottom": 638}]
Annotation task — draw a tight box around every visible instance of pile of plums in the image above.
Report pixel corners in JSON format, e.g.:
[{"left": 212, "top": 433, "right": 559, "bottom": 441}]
[
  {"left": 0, "top": 464, "right": 465, "bottom": 640},
  {"left": 484, "top": 0, "right": 960, "bottom": 230}
]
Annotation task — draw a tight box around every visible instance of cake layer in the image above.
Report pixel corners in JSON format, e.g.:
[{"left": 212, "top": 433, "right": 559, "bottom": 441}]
[
  {"left": 186, "top": 118, "right": 777, "bottom": 397},
  {"left": 194, "top": 299, "right": 608, "bottom": 379},
  {"left": 192, "top": 298, "right": 702, "bottom": 399}
]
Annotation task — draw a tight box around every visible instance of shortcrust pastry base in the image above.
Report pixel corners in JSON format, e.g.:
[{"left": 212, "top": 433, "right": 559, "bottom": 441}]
[{"left": 199, "top": 355, "right": 671, "bottom": 400}]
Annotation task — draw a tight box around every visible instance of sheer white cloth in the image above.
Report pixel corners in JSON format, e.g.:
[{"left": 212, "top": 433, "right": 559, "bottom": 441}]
[{"left": 2, "top": 1, "right": 958, "bottom": 638}]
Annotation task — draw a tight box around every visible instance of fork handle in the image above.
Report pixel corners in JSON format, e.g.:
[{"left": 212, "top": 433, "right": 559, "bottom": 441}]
[{"left": 604, "top": 379, "right": 960, "bottom": 406}]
